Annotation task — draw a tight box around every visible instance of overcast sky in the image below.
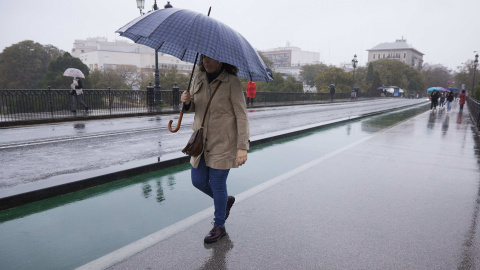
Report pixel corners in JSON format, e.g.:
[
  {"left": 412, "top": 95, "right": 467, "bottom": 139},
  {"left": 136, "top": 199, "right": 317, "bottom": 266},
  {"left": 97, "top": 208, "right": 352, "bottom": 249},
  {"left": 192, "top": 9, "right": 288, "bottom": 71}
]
[{"left": 1, "top": 0, "right": 478, "bottom": 71}]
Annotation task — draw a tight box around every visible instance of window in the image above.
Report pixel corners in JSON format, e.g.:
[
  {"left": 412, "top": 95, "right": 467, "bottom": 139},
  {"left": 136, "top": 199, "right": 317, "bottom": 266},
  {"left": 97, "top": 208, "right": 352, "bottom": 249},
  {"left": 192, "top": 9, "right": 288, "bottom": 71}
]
[
  {"left": 373, "top": 54, "right": 375, "bottom": 59},
  {"left": 404, "top": 53, "right": 406, "bottom": 58},
  {"left": 383, "top": 54, "right": 385, "bottom": 58}
]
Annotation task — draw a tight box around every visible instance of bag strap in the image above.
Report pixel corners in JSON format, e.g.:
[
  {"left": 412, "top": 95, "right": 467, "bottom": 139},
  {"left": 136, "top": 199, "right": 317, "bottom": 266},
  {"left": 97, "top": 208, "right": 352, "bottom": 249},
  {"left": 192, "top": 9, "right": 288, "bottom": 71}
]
[{"left": 200, "top": 81, "right": 222, "bottom": 128}]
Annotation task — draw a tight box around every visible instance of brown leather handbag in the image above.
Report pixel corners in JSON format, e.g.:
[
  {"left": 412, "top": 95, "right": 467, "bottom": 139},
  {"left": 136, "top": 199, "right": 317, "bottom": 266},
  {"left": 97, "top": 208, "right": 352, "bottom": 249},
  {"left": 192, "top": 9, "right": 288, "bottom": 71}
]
[{"left": 182, "top": 82, "right": 222, "bottom": 157}]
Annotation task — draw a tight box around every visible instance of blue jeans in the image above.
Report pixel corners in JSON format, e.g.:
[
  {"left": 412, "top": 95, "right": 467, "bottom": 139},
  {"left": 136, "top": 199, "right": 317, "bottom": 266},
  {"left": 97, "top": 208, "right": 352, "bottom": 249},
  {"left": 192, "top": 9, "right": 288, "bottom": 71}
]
[
  {"left": 191, "top": 155, "right": 230, "bottom": 228},
  {"left": 446, "top": 101, "right": 452, "bottom": 111}
]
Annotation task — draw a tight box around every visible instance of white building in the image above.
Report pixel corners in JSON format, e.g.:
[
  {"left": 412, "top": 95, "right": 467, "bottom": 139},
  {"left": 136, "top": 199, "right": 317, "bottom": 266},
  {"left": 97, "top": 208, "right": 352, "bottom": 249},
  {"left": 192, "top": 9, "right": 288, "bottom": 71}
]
[
  {"left": 71, "top": 37, "right": 193, "bottom": 74},
  {"left": 367, "top": 38, "right": 424, "bottom": 69},
  {"left": 260, "top": 45, "right": 321, "bottom": 80}
]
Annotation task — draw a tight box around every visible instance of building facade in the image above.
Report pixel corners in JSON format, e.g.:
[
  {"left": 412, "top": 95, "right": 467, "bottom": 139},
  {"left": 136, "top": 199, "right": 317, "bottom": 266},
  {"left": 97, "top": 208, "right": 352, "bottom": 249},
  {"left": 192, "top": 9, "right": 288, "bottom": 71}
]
[
  {"left": 71, "top": 37, "right": 193, "bottom": 74},
  {"left": 367, "top": 39, "right": 424, "bottom": 69},
  {"left": 260, "top": 45, "right": 321, "bottom": 79}
]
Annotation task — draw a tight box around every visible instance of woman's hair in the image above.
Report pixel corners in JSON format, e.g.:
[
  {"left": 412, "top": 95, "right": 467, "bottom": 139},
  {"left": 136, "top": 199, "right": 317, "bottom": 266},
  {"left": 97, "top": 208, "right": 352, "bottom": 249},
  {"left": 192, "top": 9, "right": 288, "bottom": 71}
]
[{"left": 198, "top": 55, "right": 238, "bottom": 76}]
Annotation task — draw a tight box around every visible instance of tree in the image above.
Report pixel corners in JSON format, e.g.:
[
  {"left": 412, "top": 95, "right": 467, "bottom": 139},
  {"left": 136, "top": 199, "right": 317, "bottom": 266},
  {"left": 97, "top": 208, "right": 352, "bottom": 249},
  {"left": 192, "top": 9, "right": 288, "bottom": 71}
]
[
  {"left": 139, "top": 67, "right": 190, "bottom": 91},
  {"left": 454, "top": 60, "right": 477, "bottom": 91},
  {"left": 88, "top": 69, "right": 131, "bottom": 89},
  {"left": 421, "top": 63, "right": 453, "bottom": 88},
  {"left": 300, "top": 64, "right": 327, "bottom": 87},
  {"left": 43, "top": 52, "right": 89, "bottom": 89},
  {"left": 0, "top": 40, "right": 57, "bottom": 89},
  {"left": 370, "top": 59, "right": 424, "bottom": 92},
  {"left": 366, "top": 62, "right": 374, "bottom": 84},
  {"left": 314, "top": 66, "right": 351, "bottom": 93}
]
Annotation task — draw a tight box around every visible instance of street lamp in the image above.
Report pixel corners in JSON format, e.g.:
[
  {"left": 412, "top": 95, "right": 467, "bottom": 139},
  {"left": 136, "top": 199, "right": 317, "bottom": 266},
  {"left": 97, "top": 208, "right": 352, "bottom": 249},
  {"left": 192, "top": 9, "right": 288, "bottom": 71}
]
[
  {"left": 136, "top": 0, "right": 145, "bottom": 15},
  {"left": 472, "top": 53, "right": 479, "bottom": 95},
  {"left": 351, "top": 54, "right": 358, "bottom": 90}
]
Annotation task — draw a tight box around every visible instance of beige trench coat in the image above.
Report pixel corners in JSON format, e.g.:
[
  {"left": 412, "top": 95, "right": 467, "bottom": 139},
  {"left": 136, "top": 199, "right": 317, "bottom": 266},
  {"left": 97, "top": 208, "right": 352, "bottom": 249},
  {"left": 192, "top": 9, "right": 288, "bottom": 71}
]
[{"left": 185, "top": 70, "right": 249, "bottom": 169}]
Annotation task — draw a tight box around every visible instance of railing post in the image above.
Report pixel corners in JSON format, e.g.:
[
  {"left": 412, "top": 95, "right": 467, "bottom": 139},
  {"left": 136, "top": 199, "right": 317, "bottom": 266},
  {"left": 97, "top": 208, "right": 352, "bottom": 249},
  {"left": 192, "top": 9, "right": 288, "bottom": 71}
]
[
  {"left": 108, "top": 87, "right": 113, "bottom": 114},
  {"left": 172, "top": 82, "right": 179, "bottom": 110},
  {"left": 48, "top": 86, "right": 53, "bottom": 118},
  {"left": 146, "top": 85, "right": 154, "bottom": 112}
]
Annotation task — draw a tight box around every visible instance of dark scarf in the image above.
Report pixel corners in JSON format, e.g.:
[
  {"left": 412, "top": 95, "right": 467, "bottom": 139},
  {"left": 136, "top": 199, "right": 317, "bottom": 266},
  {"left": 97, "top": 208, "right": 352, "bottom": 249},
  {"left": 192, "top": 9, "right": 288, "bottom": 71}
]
[{"left": 206, "top": 67, "right": 224, "bottom": 83}]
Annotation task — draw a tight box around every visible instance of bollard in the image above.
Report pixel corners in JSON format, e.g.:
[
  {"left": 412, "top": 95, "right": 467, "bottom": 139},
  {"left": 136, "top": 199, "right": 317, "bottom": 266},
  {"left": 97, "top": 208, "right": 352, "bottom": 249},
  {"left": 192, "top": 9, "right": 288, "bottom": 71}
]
[
  {"left": 172, "top": 82, "right": 179, "bottom": 110},
  {"left": 147, "top": 85, "right": 154, "bottom": 112}
]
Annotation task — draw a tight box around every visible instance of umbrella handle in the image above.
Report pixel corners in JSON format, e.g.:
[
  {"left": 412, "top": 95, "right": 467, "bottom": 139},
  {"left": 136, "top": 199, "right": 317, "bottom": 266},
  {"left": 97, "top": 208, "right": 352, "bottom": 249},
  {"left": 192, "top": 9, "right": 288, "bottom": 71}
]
[{"left": 168, "top": 113, "right": 183, "bottom": 133}]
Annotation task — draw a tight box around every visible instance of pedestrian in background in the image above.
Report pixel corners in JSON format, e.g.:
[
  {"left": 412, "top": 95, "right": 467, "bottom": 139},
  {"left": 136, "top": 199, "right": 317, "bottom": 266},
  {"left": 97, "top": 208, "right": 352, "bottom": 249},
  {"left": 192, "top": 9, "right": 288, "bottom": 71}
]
[
  {"left": 446, "top": 90, "right": 454, "bottom": 113},
  {"left": 430, "top": 90, "right": 439, "bottom": 111},
  {"left": 329, "top": 84, "right": 335, "bottom": 101},
  {"left": 459, "top": 90, "right": 466, "bottom": 112},
  {"left": 70, "top": 78, "right": 88, "bottom": 113},
  {"left": 246, "top": 80, "right": 256, "bottom": 106},
  {"left": 180, "top": 55, "right": 249, "bottom": 244},
  {"left": 439, "top": 93, "right": 445, "bottom": 108}
]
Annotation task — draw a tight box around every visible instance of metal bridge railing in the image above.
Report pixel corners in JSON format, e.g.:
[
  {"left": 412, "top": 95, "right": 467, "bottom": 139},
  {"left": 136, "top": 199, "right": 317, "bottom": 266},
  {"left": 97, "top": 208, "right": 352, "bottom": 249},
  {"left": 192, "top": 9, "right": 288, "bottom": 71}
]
[
  {"left": 467, "top": 96, "right": 480, "bottom": 130},
  {"left": 0, "top": 88, "right": 377, "bottom": 125}
]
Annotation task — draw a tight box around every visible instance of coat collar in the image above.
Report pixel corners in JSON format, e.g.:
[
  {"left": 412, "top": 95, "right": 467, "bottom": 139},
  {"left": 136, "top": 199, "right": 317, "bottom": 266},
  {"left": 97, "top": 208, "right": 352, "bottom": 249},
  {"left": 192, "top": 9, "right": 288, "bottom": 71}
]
[{"left": 197, "top": 70, "right": 231, "bottom": 85}]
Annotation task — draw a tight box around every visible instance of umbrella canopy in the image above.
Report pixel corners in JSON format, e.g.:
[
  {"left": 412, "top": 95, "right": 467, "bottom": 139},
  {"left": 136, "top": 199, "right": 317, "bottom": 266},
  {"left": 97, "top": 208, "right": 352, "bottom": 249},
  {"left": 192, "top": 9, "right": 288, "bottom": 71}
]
[
  {"left": 116, "top": 8, "right": 273, "bottom": 82},
  {"left": 63, "top": 68, "right": 85, "bottom": 78},
  {"left": 427, "top": 87, "right": 448, "bottom": 92},
  {"left": 447, "top": 87, "right": 460, "bottom": 93}
]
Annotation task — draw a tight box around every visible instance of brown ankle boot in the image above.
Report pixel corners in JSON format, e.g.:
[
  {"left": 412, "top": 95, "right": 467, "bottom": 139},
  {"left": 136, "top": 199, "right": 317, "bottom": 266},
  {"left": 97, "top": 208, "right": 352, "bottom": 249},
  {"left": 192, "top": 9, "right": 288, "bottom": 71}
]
[{"left": 204, "top": 224, "right": 226, "bottom": 244}]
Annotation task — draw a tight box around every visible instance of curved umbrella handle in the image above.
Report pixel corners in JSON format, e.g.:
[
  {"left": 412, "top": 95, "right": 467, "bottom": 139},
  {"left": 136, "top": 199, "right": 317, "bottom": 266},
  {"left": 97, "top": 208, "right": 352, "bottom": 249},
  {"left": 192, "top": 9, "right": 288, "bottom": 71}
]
[{"left": 168, "top": 113, "right": 183, "bottom": 133}]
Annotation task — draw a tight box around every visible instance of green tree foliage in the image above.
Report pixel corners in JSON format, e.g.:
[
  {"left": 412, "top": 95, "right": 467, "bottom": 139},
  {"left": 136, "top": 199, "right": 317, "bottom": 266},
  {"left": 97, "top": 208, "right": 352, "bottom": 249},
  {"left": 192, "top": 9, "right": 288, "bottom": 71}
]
[
  {"left": 314, "top": 66, "right": 351, "bottom": 93},
  {"left": 0, "top": 40, "right": 58, "bottom": 89},
  {"left": 43, "top": 52, "right": 89, "bottom": 89},
  {"left": 369, "top": 59, "right": 424, "bottom": 92},
  {"left": 421, "top": 64, "right": 453, "bottom": 88},
  {"left": 366, "top": 62, "right": 374, "bottom": 84},
  {"left": 88, "top": 69, "right": 131, "bottom": 89},
  {"left": 255, "top": 72, "right": 302, "bottom": 92},
  {"left": 454, "top": 60, "right": 477, "bottom": 92},
  {"left": 139, "top": 67, "right": 190, "bottom": 91},
  {"left": 473, "top": 83, "right": 480, "bottom": 100},
  {"left": 300, "top": 64, "right": 328, "bottom": 87}
]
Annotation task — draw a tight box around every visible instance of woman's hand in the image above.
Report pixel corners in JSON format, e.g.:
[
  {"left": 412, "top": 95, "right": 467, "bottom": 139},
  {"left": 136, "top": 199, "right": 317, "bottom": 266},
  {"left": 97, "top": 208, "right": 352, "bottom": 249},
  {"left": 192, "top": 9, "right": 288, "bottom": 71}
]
[
  {"left": 181, "top": 91, "right": 191, "bottom": 105},
  {"left": 236, "top": 149, "right": 247, "bottom": 166}
]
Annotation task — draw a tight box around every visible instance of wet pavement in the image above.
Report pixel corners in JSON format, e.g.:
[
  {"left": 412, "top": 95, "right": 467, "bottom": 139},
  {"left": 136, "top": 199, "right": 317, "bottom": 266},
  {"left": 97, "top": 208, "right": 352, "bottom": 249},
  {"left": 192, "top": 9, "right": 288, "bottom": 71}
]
[
  {"left": 74, "top": 103, "right": 480, "bottom": 270},
  {"left": 0, "top": 99, "right": 425, "bottom": 203}
]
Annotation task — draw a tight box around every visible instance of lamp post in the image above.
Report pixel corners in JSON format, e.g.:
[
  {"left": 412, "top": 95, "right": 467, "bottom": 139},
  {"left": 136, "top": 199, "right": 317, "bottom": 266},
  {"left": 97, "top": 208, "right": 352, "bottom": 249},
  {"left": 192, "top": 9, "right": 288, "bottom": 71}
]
[
  {"left": 472, "top": 53, "right": 479, "bottom": 95},
  {"left": 351, "top": 54, "right": 358, "bottom": 90},
  {"left": 136, "top": 0, "right": 145, "bottom": 15}
]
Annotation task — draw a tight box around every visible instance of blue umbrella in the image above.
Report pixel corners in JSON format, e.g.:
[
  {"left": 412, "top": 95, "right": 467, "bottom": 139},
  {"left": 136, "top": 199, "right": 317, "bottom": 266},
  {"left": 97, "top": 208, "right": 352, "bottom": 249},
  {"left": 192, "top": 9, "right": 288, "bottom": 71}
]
[
  {"left": 116, "top": 8, "right": 273, "bottom": 82},
  {"left": 447, "top": 87, "right": 460, "bottom": 93}
]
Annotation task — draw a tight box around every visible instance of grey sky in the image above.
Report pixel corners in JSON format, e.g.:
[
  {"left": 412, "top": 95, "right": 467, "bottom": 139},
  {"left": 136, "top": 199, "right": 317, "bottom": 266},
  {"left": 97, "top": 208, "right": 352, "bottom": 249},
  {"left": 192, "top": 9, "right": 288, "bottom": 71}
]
[{"left": 1, "top": 0, "right": 478, "bottom": 71}]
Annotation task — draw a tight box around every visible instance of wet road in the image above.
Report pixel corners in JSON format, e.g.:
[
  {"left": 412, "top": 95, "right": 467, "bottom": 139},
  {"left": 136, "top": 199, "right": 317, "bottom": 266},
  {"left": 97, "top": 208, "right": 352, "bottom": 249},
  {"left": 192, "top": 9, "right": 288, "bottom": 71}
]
[
  {"left": 0, "top": 98, "right": 425, "bottom": 194},
  {"left": 1, "top": 100, "right": 479, "bottom": 270}
]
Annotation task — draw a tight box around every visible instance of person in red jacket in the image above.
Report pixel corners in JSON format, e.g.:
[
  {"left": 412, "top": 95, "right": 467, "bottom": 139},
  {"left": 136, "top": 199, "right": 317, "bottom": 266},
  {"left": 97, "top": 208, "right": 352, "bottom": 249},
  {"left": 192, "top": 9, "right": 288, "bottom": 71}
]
[
  {"left": 459, "top": 90, "right": 467, "bottom": 112},
  {"left": 246, "top": 80, "right": 256, "bottom": 106}
]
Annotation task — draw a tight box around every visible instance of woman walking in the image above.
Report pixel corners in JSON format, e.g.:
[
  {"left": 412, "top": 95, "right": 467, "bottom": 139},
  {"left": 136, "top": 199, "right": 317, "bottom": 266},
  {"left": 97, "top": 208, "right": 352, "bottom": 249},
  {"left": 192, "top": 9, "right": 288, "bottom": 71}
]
[
  {"left": 459, "top": 90, "right": 467, "bottom": 112},
  {"left": 446, "top": 90, "right": 454, "bottom": 113},
  {"left": 181, "top": 55, "right": 249, "bottom": 244},
  {"left": 430, "top": 90, "right": 439, "bottom": 111}
]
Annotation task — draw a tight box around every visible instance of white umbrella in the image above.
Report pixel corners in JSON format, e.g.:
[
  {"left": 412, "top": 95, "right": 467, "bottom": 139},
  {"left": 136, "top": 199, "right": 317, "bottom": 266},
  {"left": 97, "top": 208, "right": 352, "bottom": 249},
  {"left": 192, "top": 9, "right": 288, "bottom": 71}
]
[{"left": 63, "top": 68, "right": 85, "bottom": 78}]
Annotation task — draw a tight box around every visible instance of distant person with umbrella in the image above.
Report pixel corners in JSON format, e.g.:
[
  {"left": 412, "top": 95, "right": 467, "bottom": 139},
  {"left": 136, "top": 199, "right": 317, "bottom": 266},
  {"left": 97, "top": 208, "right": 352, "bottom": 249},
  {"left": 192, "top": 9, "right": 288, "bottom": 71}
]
[
  {"left": 246, "top": 80, "right": 256, "bottom": 106},
  {"left": 70, "top": 77, "right": 88, "bottom": 113},
  {"left": 459, "top": 90, "right": 466, "bottom": 112},
  {"left": 430, "top": 90, "right": 439, "bottom": 111},
  {"left": 329, "top": 84, "right": 335, "bottom": 101},
  {"left": 180, "top": 55, "right": 249, "bottom": 244}
]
